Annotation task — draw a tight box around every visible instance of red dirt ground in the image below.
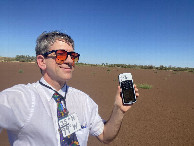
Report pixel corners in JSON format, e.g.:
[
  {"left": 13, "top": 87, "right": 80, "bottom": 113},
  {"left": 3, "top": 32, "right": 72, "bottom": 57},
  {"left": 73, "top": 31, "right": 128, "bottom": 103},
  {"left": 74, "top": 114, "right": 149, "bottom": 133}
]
[{"left": 0, "top": 62, "right": 194, "bottom": 145}]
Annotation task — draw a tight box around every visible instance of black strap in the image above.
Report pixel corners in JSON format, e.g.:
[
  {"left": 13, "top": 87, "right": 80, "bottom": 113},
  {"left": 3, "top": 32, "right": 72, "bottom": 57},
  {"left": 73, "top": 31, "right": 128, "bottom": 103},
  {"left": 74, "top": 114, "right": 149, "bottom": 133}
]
[{"left": 39, "top": 81, "right": 67, "bottom": 101}]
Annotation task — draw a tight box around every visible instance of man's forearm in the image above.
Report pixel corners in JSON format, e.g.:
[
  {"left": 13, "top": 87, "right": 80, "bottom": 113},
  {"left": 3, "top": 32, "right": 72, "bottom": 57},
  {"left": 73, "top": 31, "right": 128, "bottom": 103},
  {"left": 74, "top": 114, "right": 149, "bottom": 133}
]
[
  {"left": 99, "top": 105, "right": 125, "bottom": 144},
  {"left": 97, "top": 85, "right": 138, "bottom": 144}
]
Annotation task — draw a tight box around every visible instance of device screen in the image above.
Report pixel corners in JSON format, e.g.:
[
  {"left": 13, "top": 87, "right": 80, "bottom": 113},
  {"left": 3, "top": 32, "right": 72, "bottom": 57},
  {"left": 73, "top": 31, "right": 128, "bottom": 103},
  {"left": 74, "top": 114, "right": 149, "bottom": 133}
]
[{"left": 123, "top": 88, "right": 135, "bottom": 102}]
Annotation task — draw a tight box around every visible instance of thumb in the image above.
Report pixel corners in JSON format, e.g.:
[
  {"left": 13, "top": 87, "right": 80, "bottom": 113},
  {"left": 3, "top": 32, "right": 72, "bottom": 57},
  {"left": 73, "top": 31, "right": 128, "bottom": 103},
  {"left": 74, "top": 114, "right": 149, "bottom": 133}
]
[
  {"left": 117, "top": 86, "right": 122, "bottom": 96},
  {"left": 114, "top": 85, "right": 123, "bottom": 107}
]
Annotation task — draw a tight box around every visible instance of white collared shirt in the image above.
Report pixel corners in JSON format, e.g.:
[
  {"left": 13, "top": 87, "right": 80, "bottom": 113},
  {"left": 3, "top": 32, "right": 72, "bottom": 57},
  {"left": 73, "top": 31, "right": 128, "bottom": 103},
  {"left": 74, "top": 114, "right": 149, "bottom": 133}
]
[{"left": 0, "top": 77, "right": 104, "bottom": 146}]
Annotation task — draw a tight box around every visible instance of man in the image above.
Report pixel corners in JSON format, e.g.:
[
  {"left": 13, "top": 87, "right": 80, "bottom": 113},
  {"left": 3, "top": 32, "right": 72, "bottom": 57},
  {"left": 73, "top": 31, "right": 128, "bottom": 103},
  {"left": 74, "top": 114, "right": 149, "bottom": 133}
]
[{"left": 0, "top": 31, "right": 139, "bottom": 146}]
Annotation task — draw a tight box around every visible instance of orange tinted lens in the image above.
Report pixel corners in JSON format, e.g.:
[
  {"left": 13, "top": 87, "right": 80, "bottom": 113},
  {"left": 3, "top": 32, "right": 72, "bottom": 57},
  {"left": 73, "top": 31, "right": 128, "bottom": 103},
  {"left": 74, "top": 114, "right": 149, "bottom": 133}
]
[
  {"left": 56, "top": 58, "right": 64, "bottom": 64},
  {"left": 56, "top": 50, "right": 67, "bottom": 64},
  {"left": 74, "top": 56, "right": 79, "bottom": 62},
  {"left": 71, "top": 52, "right": 79, "bottom": 62}
]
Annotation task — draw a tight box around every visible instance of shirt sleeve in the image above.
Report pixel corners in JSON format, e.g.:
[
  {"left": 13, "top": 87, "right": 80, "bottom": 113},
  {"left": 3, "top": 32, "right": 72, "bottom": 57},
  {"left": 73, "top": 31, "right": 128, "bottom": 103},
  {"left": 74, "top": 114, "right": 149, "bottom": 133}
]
[
  {"left": 0, "top": 85, "right": 34, "bottom": 131},
  {"left": 87, "top": 97, "right": 104, "bottom": 136}
]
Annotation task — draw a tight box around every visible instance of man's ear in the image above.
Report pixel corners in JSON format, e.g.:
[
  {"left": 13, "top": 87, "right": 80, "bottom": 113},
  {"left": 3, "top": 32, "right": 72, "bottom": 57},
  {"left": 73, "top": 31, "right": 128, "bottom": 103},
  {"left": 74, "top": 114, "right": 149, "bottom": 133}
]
[{"left": 37, "top": 55, "right": 46, "bottom": 71}]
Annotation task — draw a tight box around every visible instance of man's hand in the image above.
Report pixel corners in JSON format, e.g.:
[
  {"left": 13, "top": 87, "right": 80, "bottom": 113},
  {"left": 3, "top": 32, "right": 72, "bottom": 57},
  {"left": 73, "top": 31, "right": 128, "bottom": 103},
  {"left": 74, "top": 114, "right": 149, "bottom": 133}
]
[
  {"left": 98, "top": 84, "right": 139, "bottom": 144},
  {"left": 114, "top": 84, "right": 139, "bottom": 113}
]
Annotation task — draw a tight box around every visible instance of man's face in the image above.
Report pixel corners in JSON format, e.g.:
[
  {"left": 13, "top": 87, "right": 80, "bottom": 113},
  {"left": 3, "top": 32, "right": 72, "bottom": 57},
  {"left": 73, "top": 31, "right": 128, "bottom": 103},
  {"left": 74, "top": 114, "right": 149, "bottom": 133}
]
[{"left": 44, "top": 40, "right": 74, "bottom": 84}]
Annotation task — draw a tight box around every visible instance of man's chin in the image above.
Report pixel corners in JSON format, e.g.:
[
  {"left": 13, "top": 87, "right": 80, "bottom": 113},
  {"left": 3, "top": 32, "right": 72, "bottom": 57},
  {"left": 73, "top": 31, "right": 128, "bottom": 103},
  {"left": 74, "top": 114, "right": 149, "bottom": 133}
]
[{"left": 63, "top": 74, "right": 72, "bottom": 81}]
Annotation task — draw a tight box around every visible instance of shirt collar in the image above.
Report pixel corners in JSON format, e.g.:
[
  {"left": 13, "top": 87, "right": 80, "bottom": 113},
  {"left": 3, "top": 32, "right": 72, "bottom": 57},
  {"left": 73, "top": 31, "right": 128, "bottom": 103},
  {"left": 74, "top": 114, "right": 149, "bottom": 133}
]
[{"left": 39, "top": 77, "right": 67, "bottom": 101}]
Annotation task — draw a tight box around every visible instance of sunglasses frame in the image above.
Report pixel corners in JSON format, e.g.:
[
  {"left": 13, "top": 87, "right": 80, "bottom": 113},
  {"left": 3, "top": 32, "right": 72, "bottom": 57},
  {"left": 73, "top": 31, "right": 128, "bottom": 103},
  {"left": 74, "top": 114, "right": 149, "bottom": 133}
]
[{"left": 43, "top": 49, "right": 80, "bottom": 64}]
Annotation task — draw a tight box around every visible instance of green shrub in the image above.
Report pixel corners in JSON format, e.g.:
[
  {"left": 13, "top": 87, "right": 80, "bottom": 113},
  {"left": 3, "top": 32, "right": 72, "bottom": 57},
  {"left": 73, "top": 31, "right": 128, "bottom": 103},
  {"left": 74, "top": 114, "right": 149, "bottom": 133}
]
[
  {"left": 18, "top": 69, "right": 23, "bottom": 73},
  {"left": 137, "top": 84, "right": 152, "bottom": 89}
]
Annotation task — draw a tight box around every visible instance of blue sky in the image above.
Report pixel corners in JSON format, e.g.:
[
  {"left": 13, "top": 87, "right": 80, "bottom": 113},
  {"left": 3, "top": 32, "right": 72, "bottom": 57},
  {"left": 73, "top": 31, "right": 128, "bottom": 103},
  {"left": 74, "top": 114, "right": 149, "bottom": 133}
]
[{"left": 0, "top": 0, "right": 194, "bottom": 68}]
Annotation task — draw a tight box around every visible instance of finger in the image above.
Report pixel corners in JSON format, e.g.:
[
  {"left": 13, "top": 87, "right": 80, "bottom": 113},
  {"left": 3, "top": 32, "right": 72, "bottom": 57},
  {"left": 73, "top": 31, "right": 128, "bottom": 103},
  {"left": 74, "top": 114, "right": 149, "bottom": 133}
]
[
  {"left": 136, "top": 93, "right": 139, "bottom": 98},
  {"left": 134, "top": 84, "right": 138, "bottom": 90},
  {"left": 117, "top": 86, "right": 122, "bottom": 93}
]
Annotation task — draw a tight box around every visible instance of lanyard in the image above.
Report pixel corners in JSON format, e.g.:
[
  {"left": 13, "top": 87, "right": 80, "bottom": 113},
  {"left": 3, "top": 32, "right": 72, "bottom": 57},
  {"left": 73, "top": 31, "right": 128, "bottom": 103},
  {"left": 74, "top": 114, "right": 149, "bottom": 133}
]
[{"left": 39, "top": 80, "right": 68, "bottom": 103}]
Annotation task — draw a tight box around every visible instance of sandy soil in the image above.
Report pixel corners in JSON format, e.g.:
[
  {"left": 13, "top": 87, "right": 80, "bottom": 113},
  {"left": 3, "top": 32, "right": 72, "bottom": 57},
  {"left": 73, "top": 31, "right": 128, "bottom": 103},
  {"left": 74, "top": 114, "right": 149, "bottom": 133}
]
[{"left": 0, "top": 62, "right": 194, "bottom": 145}]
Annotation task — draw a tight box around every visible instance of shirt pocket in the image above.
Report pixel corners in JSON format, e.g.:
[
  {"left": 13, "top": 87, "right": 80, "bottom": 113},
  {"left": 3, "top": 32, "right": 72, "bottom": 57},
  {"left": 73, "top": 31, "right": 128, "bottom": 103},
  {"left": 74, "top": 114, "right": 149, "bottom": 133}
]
[
  {"left": 76, "top": 122, "right": 88, "bottom": 134},
  {"left": 76, "top": 123, "right": 89, "bottom": 145}
]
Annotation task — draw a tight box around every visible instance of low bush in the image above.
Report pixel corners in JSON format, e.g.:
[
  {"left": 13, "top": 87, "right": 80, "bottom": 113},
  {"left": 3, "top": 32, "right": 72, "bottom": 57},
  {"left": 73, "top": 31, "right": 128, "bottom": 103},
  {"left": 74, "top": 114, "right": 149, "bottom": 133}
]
[{"left": 137, "top": 84, "right": 152, "bottom": 89}]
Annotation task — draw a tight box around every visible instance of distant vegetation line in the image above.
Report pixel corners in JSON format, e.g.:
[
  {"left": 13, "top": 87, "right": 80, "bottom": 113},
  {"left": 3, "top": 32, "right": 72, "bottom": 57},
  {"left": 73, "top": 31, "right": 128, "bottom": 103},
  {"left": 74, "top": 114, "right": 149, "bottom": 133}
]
[
  {"left": 0, "top": 55, "right": 36, "bottom": 62},
  {"left": 77, "top": 63, "right": 194, "bottom": 72},
  {"left": 0, "top": 55, "right": 194, "bottom": 72}
]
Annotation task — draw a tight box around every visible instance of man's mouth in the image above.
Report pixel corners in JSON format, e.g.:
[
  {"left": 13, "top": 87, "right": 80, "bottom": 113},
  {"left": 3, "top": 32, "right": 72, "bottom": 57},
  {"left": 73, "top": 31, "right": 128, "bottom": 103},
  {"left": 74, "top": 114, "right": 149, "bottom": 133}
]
[
  {"left": 59, "top": 66, "right": 72, "bottom": 71},
  {"left": 64, "top": 67, "right": 71, "bottom": 70}
]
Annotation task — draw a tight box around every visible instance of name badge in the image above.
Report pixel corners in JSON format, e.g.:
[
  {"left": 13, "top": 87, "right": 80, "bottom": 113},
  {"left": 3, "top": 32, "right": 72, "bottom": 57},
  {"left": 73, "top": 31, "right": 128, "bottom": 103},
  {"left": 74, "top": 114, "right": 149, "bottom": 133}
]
[{"left": 58, "top": 113, "right": 81, "bottom": 137}]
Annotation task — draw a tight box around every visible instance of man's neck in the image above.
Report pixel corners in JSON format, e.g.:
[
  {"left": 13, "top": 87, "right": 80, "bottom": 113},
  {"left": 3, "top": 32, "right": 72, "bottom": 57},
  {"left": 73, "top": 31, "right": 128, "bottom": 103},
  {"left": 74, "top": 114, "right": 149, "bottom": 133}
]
[{"left": 43, "top": 75, "right": 66, "bottom": 91}]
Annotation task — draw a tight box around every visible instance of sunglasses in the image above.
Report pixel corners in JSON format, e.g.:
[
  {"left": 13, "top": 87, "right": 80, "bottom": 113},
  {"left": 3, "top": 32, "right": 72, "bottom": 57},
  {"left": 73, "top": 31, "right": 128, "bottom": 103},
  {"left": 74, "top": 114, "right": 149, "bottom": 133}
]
[{"left": 43, "top": 50, "right": 80, "bottom": 65}]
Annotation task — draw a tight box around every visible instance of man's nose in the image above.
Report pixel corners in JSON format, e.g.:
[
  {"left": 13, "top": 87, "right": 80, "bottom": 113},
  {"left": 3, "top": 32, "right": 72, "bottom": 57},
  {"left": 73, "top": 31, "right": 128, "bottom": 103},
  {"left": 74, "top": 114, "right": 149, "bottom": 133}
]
[{"left": 65, "top": 54, "right": 73, "bottom": 63}]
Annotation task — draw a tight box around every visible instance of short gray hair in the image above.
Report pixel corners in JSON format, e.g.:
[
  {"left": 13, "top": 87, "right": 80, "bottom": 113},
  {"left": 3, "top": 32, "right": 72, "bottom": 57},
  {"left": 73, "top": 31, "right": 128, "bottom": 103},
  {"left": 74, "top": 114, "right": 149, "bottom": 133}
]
[{"left": 35, "top": 31, "right": 74, "bottom": 56}]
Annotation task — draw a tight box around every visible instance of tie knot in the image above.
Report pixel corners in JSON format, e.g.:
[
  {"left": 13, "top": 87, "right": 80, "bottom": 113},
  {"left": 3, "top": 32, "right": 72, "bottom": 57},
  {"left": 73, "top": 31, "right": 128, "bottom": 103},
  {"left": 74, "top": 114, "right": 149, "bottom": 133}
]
[{"left": 53, "top": 92, "right": 63, "bottom": 103}]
